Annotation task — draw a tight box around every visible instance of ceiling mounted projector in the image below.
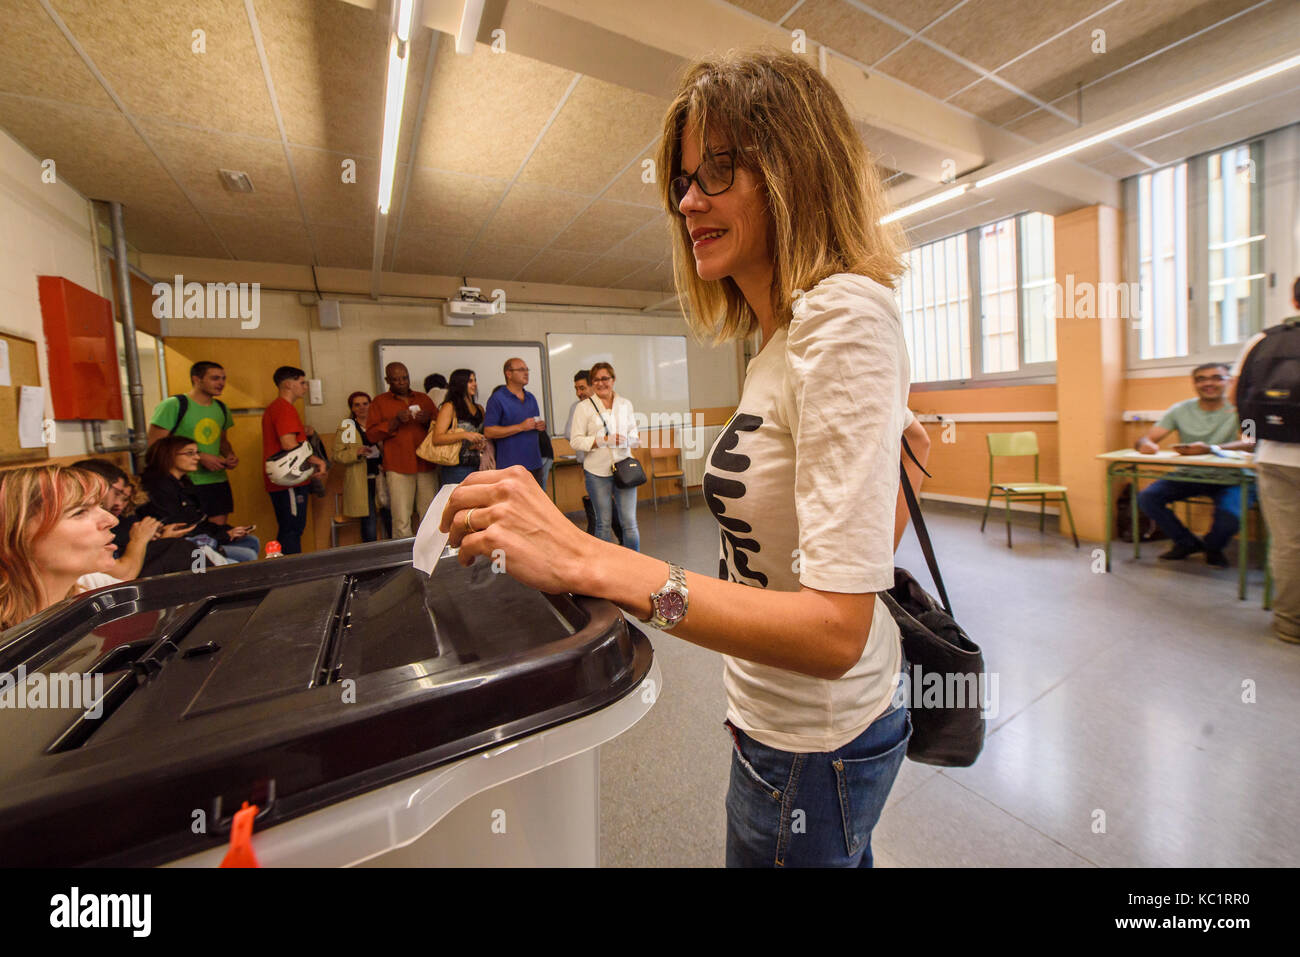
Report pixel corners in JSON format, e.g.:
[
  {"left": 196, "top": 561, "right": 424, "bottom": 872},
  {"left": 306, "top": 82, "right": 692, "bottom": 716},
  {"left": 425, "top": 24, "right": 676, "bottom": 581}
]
[{"left": 443, "top": 286, "right": 505, "bottom": 325}]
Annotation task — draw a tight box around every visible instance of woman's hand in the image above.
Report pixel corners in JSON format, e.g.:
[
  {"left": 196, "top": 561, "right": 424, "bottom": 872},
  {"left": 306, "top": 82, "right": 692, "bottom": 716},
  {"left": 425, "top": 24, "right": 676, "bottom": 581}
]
[
  {"left": 129, "top": 516, "right": 161, "bottom": 546},
  {"left": 439, "top": 466, "right": 591, "bottom": 594}
]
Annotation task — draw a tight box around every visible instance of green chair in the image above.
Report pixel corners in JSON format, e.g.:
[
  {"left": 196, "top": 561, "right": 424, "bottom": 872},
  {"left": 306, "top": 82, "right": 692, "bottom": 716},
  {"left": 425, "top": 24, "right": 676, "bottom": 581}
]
[{"left": 980, "top": 431, "right": 1079, "bottom": 549}]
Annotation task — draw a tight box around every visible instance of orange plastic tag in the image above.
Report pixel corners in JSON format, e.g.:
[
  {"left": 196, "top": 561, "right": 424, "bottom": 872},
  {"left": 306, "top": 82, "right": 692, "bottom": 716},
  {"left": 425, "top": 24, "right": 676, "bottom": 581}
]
[{"left": 219, "top": 801, "right": 260, "bottom": 868}]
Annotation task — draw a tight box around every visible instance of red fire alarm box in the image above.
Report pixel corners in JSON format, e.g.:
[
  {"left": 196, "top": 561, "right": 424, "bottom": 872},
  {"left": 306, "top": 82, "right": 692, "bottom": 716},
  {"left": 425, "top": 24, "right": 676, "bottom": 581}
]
[{"left": 38, "top": 276, "right": 123, "bottom": 421}]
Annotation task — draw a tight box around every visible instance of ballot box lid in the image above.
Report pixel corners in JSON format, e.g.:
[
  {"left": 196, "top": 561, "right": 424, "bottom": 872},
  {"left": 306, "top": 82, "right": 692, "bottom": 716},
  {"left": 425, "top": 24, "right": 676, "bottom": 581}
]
[{"left": 0, "top": 541, "right": 652, "bottom": 866}]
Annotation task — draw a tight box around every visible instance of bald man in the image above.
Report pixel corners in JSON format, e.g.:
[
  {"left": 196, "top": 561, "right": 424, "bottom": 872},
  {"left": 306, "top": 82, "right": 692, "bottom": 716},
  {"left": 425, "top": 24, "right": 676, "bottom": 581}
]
[
  {"left": 484, "top": 356, "right": 546, "bottom": 486},
  {"left": 366, "top": 362, "right": 438, "bottom": 538}
]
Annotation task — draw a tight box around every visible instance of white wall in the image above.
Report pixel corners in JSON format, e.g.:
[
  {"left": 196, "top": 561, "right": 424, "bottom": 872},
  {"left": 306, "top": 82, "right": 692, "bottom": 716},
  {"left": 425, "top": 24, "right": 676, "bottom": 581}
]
[{"left": 0, "top": 125, "right": 102, "bottom": 458}]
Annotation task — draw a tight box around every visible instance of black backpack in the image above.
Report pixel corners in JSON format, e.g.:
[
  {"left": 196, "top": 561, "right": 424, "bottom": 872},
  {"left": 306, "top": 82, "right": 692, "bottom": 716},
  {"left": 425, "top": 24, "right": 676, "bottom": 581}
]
[
  {"left": 1236, "top": 318, "right": 1300, "bottom": 443},
  {"left": 168, "top": 393, "right": 229, "bottom": 436}
]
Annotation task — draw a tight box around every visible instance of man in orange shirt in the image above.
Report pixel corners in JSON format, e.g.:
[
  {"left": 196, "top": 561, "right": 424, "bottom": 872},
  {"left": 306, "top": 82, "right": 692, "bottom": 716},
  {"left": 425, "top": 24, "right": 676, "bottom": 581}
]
[{"left": 366, "top": 362, "right": 437, "bottom": 538}]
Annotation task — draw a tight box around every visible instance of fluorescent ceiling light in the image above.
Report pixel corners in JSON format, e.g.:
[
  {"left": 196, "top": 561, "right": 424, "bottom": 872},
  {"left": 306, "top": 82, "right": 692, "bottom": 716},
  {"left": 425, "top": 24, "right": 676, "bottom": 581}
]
[
  {"left": 975, "top": 53, "right": 1300, "bottom": 190},
  {"left": 456, "top": 0, "right": 485, "bottom": 55},
  {"left": 876, "top": 54, "right": 1300, "bottom": 225},
  {"left": 395, "top": 0, "right": 415, "bottom": 42},
  {"left": 377, "top": 36, "right": 410, "bottom": 215},
  {"left": 879, "top": 184, "right": 970, "bottom": 225}
]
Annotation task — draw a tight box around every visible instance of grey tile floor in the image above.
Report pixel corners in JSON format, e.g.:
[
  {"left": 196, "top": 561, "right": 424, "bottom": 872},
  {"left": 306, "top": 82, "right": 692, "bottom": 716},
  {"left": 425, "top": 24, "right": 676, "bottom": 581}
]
[{"left": 589, "top": 496, "right": 1295, "bottom": 867}]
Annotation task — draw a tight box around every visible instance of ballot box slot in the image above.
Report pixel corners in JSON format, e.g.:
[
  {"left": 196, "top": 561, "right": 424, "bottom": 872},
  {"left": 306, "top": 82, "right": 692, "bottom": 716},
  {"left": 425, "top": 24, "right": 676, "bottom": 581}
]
[{"left": 312, "top": 575, "right": 355, "bottom": 687}]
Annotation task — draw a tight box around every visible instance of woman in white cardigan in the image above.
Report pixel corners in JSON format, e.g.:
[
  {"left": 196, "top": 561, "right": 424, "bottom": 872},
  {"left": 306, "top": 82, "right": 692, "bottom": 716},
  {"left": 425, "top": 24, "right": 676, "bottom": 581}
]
[{"left": 567, "top": 361, "right": 641, "bottom": 551}]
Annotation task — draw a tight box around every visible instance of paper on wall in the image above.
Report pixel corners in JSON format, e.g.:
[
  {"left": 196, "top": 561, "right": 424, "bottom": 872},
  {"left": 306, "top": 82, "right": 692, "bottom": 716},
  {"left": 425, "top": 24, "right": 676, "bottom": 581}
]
[
  {"left": 18, "top": 385, "right": 46, "bottom": 448},
  {"left": 412, "top": 482, "right": 460, "bottom": 574},
  {"left": 0, "top": 339, "right": 10, "bottom": 387}
]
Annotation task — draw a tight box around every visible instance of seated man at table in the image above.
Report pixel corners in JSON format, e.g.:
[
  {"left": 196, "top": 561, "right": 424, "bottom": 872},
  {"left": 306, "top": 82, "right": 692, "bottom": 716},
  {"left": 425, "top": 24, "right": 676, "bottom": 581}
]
[{"left": 1135, "top": 362, "right": 1257, "bottom": 566}]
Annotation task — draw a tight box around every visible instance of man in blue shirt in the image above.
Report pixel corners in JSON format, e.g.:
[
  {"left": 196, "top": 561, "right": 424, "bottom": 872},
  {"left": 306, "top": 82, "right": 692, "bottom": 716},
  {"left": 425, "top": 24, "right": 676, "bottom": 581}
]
[{"left": 484, "top": 357, "right": 546, "bottom": 487}]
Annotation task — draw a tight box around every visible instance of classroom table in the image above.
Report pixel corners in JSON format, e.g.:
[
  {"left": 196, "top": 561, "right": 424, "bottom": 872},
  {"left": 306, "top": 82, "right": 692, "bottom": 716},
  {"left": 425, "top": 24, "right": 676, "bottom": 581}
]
[
  {"left": 551, "top": 453, "right": 580, "bottom": 505},
  {"left": 1097, "top": 449, "right": 1270, "bottom": 605}
]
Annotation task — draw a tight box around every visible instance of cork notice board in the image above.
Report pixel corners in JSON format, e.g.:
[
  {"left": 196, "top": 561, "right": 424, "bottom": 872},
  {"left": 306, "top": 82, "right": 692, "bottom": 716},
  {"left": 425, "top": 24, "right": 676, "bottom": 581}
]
[{"left": 0, "top": 333, "right": 48, "bottom": 465}]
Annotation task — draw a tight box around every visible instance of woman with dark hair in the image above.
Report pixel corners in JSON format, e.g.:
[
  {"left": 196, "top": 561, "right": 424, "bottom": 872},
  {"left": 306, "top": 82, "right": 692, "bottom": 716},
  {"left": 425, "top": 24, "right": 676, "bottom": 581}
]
[
  {"left": 430, "top": 369, "right": 488, "bottom": 485},
  {"left": 70, "top": 458, "right": 209, "bottom": 579},
  {"left": 139, "top": 436, "right": 259, "bottom": 562},
  {"left": 332, "top": 391, "right": 384, "bottom": 542},
  {"left": 437, "top": 50, "right": 915, "bottom": 866}
]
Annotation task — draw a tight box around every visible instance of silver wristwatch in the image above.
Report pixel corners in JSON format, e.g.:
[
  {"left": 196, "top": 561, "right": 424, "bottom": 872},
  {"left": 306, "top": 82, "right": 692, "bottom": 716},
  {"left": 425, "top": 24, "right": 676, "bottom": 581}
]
[{"left": 641, "top": 562, "right": 689, "bottom": 631}]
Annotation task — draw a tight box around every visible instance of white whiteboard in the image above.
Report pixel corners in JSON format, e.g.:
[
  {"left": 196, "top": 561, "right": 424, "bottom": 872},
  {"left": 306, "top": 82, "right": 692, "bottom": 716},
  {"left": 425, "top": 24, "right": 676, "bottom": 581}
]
[
  {"left": 545, "top": 333, "right": 690, "bottom": 421},
  {"left": 374, "top": 340, "right": 551, "bottom": 425}
]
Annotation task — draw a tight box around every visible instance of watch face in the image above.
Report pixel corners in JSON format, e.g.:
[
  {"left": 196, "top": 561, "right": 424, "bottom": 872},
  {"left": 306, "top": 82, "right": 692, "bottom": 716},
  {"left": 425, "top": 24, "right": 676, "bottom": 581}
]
[{"left": 657, "top": 591, "right": 686, "bottom": 620}]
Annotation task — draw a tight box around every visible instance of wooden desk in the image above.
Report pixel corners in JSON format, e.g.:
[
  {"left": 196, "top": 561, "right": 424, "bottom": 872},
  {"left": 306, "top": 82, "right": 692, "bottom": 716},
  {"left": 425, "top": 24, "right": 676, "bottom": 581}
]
[{"left": 1096, "top": 449, "right": 1268, "bottom": 604}]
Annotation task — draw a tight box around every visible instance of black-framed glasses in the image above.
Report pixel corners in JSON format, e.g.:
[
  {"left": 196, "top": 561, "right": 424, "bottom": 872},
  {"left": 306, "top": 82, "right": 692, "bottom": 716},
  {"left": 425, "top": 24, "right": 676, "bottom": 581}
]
[{"left": 670, "top": 151, "right": 736, "bottom": 208}]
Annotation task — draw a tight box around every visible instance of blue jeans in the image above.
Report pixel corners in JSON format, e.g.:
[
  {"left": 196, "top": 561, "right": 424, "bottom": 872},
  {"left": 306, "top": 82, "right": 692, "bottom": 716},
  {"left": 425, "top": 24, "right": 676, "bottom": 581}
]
[
  {"left": 269, "top": 486, "right": 309, "bottom": 555},
  {"left": 724, "top": 700, "right": 910, "bottom": 867},
  {"left": 533, "top": 458, "right": 552, "bottom": 491},
  {"left": 1137, "top": 478, "right": 1257, "bottom": 550},
  {"left": 441, "top": 464, "right": 477, "bottom": 485},
  {"left": 359, "top": 479, "right": 378, "bottom": 543},
  {"left": 220, "top": 534, "right": 261, "bottom": 563},
  {"left": 584, "top": 471, "right": 639, "bottom": 551}
]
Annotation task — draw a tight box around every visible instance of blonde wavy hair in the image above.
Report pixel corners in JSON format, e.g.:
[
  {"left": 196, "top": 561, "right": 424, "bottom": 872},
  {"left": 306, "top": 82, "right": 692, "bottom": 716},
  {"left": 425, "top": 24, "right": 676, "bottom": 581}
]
[
  {"left": 0, "top": 465, "right": 107, "bottom": 630},
  {"left": 656, "top": 49, "right": 905, "bottom": 344}
]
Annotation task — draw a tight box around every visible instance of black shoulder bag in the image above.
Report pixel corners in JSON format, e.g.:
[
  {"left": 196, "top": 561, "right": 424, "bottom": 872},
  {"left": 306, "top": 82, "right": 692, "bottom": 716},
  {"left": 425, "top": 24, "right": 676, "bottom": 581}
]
[
  {"left": 587, "top": 397, "right": 646, "bottom": 488},
  {"left": 883, "top": 437, "right": 987, "bottom": 767}
]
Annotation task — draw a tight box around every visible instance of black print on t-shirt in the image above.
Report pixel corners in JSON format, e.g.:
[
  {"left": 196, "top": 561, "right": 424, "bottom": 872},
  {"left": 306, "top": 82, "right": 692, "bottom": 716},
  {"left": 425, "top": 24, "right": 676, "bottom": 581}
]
[{"left": 704, "top": 412, "right": 767, "bottom": 587}]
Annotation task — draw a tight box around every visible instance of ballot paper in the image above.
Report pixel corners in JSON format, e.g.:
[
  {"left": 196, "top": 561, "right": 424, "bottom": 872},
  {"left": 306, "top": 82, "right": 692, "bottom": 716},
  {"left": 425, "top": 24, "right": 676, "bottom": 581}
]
[
  {"left": 18, "top": 385, "right": 46, "bottom": 448},
  {"left": 412, "top": 482, "right": 459, "bottom": 574},
  {"left": 0, "top": 339, "right": 10, "bottom": 387}
]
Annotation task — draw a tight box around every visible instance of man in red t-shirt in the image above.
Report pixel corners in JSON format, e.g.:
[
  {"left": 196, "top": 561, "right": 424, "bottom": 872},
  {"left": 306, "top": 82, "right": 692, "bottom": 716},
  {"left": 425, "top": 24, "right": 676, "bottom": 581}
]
[
  {"left": 365, "top": 362, "right": 437, "bottom": 538},
  {"left": 262, "top": 366, "right": 327, "bottom": 554}
]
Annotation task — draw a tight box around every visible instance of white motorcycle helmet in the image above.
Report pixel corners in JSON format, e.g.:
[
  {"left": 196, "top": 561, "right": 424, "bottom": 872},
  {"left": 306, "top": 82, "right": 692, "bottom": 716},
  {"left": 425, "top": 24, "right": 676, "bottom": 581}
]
[{"left": 265, "top": 441, "right": 316, "bottom": 487}]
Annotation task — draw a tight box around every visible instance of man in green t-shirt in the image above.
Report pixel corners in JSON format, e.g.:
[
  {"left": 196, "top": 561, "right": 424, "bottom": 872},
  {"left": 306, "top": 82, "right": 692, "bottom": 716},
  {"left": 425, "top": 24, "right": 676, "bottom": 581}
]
[
  {"left": 146, "top": 361, "right": 239, "bottom": 524},
  {"left": 1135, "top": 362, "right": 1256, "bottom": 566}
]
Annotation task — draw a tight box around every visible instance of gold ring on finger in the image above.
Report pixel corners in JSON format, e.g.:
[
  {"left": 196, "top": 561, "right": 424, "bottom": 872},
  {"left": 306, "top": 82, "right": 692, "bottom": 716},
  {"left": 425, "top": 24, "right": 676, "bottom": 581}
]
[{"left": 465, "top": 507, "right": 478, "bottom": 533}]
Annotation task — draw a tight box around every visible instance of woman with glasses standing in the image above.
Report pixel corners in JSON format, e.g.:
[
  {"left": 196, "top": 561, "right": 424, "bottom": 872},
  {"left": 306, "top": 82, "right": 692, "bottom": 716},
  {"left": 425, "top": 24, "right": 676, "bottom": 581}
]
[
  {"left": 568, "top": 362, "right": 641, "bottom": 552},
  {"left": 437, "top": 51, "right": 913, "bottom": 867},
  {"left": 431, "top": 369, "right": 489, "bottom": 486},
  {"left": 139, "top": 436, "right": 258, "bottom": 562}
]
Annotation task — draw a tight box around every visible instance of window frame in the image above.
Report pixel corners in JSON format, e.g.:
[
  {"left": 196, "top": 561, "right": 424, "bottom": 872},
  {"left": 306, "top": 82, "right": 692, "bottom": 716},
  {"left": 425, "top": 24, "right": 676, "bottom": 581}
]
[
  {"left": 903, "top": 211, "right": 1059, "bottom": 392},
  {"left": 1125, "top": 131, "right": 1283, "bottom": 376}
]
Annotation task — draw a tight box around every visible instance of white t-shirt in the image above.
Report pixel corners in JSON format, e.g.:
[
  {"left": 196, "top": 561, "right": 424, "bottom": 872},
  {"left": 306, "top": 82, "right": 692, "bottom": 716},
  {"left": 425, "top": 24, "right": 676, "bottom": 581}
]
[
  {"left": 75, "top": 573, "right": 122, "bottom": 593},
  {"left": 1233, "top": 331, "right": 1300, "bottom": 468},
  {"left": 703, "top": 272, "right": 908, "bottom": 753},
  {"left": 569, "top": 395, "right": 640, "bottom": 478}
]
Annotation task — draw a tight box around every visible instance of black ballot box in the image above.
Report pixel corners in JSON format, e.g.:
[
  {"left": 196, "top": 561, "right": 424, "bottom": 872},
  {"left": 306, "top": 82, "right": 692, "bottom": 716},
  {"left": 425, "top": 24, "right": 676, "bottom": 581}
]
[{"left": 0, "top": 542, "right": 654, "bottom": 867}]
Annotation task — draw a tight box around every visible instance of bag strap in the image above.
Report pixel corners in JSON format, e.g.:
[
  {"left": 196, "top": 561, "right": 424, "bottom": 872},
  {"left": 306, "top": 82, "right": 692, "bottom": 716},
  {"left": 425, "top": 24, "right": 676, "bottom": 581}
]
[
  {"left": 588, "top": 396, "right": 611, "bottom": 436},
  {"left": 899, "top": 435, "right": 952, "bottom": 616},
  {"left": 170, "top": 394, "right": 188, "bottom": 435}
]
